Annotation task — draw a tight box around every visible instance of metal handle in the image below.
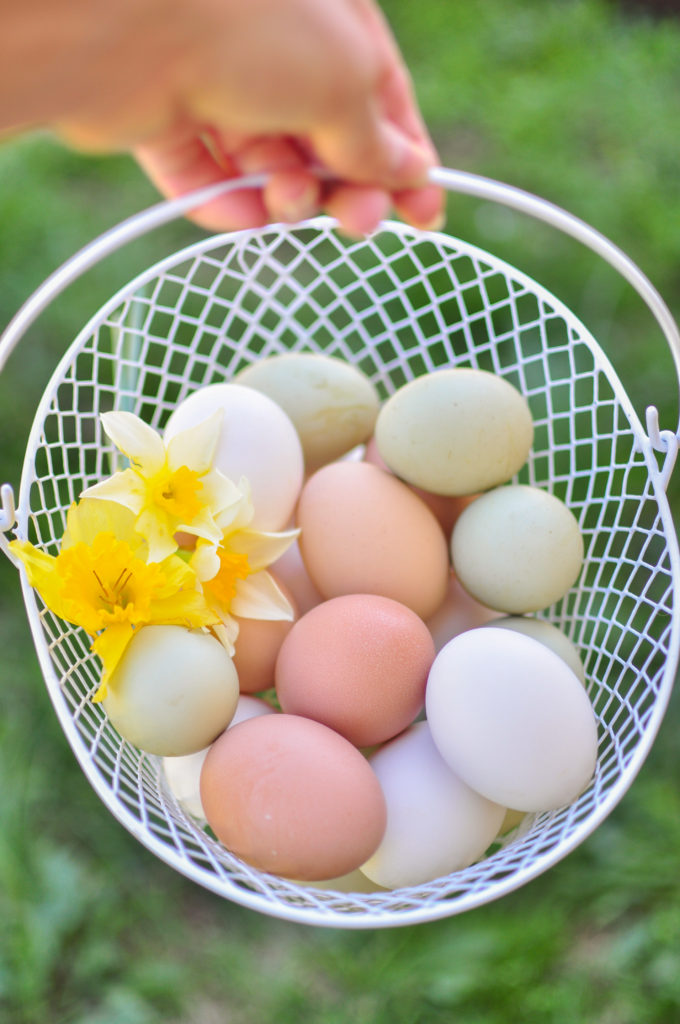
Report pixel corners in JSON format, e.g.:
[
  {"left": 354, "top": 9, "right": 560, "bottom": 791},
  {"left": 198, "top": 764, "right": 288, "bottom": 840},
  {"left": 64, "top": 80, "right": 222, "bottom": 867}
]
[{"left": 1, "top": 165, "right": 679, "bottom": 478}]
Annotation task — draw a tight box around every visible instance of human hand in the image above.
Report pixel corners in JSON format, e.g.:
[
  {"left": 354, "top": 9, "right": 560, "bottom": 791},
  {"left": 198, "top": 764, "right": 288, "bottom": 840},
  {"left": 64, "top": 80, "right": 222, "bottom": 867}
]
[{"left": 18, "top": 0, "right": 444, "bottom": 236}]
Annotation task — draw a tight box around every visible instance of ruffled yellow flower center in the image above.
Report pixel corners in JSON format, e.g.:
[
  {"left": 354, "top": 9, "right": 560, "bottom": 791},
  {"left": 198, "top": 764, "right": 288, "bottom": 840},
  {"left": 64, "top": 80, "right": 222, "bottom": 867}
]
[
  {"left": 149, "top": 465, "right": 204, "bottom": 521},
  {"left": 58, "top": 533, "right": 166, "bottom": 633},
  {"left": 203, "top": 548, "right": 251, "bottom": 607}
]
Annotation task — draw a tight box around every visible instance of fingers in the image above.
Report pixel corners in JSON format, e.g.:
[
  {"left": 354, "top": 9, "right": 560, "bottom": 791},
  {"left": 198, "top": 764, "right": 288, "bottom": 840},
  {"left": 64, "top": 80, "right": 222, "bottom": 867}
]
[{"left": 133, "top": 126, "right": 269, "bottom": 231}]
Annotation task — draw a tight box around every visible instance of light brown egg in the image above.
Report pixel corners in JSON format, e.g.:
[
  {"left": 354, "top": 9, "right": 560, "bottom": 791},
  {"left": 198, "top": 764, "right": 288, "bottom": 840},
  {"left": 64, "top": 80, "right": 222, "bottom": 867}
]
[
  {"left": 275, "top": 594, "right": 435, "bottom": 747},
  {"left": 296, "top": 461, "right": 449, "bottom": 620},
  {"left": 200, "top": 713, "right": 387, "bottom": 881},
  {"left": 364, "top": 435, "right": 477, "bottom": 536},
  {"left": 232, "top": 578, "right": 297, "bottom": 694}
]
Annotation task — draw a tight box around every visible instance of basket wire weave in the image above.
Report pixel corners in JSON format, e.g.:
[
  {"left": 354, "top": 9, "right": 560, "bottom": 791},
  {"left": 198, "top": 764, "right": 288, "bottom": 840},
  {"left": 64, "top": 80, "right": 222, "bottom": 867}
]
[{"left": 2, "top": 170, "right": 679, "bottom": 927}]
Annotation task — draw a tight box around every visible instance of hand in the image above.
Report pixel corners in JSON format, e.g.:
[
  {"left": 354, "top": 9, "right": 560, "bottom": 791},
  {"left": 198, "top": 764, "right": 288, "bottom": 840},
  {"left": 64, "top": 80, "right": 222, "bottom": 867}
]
[{"left": 2, "top": 0, "right": 443, "bottom": 236}]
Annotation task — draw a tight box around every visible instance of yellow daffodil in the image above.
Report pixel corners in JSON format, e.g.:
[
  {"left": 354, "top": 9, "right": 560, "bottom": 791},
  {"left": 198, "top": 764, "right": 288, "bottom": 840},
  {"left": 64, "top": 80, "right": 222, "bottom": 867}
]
[
  {"left": 189, "top": 478, "right": 298, "bottom": 654},
  {"left": 81, "top": 409, "right": 244, "bottom": 562},
  {"left": 9, "top": 499, "right": 219, "bottom": 700}
]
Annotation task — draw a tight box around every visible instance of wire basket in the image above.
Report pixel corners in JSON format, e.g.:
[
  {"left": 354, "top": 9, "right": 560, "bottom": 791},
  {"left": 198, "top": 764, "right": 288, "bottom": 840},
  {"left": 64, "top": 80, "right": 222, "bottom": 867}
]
[{"left": 1, "top": 168, "right": 679, "bottom": 928}]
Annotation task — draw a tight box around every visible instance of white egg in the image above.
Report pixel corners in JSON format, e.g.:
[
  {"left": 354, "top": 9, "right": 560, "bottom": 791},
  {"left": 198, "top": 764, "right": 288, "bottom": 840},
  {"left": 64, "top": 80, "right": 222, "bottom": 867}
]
[
  {"left": 236, "top": 353, "right": 380, "bottom": 471},
  {"left": 450, "top": 484, "right": 584, "bottom": 613},
  {"left": 483, "top": 615, "right": 586, "bottom": 683},
  {"left": 425, "top": 627, "right": 599, "bottom": 811},
  {"left": 374, "top": 367, "right": 533, "bottom": 496},
  {"left": 162, "top": 695, "right": 276, "bottom": 818},
  {"left": 164, "top": 382, "right": 304, "bottom": 530},
  {"left": 359, "top": 721, "right": 506, "bottom": 889},
  {"left": 103, "top": 625, "right": 239, "bottom": 756}
]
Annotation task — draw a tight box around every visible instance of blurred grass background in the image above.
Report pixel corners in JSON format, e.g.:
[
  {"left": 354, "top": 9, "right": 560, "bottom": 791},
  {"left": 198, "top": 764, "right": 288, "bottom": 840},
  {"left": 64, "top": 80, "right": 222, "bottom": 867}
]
[{"left": 1, "top": 0, "right": 680, "bottom": 1021}]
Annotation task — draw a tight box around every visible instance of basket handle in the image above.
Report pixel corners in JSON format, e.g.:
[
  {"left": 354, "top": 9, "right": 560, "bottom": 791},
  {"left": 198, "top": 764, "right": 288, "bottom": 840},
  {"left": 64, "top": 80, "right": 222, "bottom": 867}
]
[{"left": 1, "top": 165, "right": 679, "bottom": 466}]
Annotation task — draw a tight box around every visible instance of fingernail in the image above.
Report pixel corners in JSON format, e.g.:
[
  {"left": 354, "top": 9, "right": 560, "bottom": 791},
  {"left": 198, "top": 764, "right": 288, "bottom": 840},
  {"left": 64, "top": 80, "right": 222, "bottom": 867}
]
[
  {"left": 279, "top": 183, "right": 319, "bottom": 222},
  {"left": 420, "top": 211, "right": 447, "bottom": 232}
]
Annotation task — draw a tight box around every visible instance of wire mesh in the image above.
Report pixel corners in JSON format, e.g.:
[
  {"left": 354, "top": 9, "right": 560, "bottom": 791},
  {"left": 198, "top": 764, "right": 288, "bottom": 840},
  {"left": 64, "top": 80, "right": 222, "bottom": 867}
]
[{"left": 15, "top": 217, "right": 679, "bottom": 927}]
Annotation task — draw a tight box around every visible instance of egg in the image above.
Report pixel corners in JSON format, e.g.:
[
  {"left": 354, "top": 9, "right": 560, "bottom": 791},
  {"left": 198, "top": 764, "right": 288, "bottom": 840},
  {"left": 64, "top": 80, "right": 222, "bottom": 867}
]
[
  {"left": 484, "top": 615, "right": 586, "bottom": 683},
  {"left": 426, "top": 572, "right": 501, "bottom": 652},
  {"left": 200, "top": 713, "right": 387, "bottom": 880},
  {"left": 425, "top": 627, "right": 599, "bottom": 811},
  {"left": 236, "top": 352, "right": 380, "bottom": 471},
  {"left": 364, "top": 435, "right": 477, "bottom": 535},
  {"left": 296, "top": 461, "right": 449, "bottom": 620},
  {"left": 162, "top": 694, "right": 276, "bottom": 819},
  {"left": 103, "top": 625, "right": 239, "bottom": 756},
  {"left": 451, "top": 484, "right": 584, "bottom": 613},
  {"left": 232, "top": 578, "right": 297, "bottom": 693},
  {"left": 275, "top": 594, "right": 435, "bottom": 747},
  {"left": 359, "top": 722, "right": 506, "bottom": 889},
  {"left": 374, "top": 368, "right": 534, "bottom": 496},
  {"left": 163, "top": 382, "right": 304, "bottom": 530}
]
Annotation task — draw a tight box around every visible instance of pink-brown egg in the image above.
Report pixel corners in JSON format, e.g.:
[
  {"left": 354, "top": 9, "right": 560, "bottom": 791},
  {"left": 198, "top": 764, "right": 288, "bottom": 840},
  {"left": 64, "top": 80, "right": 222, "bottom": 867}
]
[
  {"left": 199, "top": 713, "right": 387, "bottom": 880},
  {"left": 296, "top": 461, "right": 449, "bottom": 620},
  {"left": 426, "top": 572, "right": 501, "bottom": 652},
  {"left": 232, "top": 578, "right": 297, "bottom": 693},
  {"left": 268, "top": 536, "right": 324, "bottom": 616},
  {"left": 275, "top": 594, "right": 435, "bottom": 747}
]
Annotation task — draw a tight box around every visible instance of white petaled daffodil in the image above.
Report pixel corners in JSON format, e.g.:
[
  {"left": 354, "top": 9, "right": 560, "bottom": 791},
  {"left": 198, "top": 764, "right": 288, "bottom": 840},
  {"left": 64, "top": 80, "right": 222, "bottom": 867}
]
[
  {"left": 82, "top": 409, "right": 244, "bottom": 562},
  {"left": 189, "top": 477, "right": 299, "bottom": 654}
]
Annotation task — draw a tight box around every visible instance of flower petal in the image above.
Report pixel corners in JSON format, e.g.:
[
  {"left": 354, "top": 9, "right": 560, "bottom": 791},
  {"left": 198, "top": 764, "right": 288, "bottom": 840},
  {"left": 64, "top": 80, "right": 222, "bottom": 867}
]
[
  {"left": 9, "top": 540, "right": 70, "bottom": 615},
  {"left": 211, "top": 619, "right": 239, "bottom": 657},
  {"left": 91, "top": 621, "right": 136, "bottom": 701},
  {"left": 62, "top": 499, "right": 141, "bottom": 550},
  {"left": 231, "top": 569, "right": 295, "bottom": 620},
  {"left": 228, "top": 527, "right": 299, "bottom": 571},
  {"left": 136, "top": 507, "right": 179, "bottom": 562},
  {"left": 81, "top": 469, "right": 145, "bottom": 515},
  {"left": 166, "top": 409, "right": 224, "bottom": 474},
  {"left": 101, "top": 411, "right": 165, "bottom": 475}
]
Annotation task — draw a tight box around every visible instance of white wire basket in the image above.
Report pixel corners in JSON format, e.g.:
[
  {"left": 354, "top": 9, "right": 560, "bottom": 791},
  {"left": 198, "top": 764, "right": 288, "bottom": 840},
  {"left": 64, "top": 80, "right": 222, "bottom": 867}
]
[{"left": 1, "top": 168, "right": 679, "bottom": 928}]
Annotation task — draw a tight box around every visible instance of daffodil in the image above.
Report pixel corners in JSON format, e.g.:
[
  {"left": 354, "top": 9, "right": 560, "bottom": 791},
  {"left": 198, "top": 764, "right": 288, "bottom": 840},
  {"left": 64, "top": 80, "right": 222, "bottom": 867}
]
[
  {"left": 189, "top": 478, "right": 298, "bottom": 653},
  {"left": 81, "top": 409, "right": 243, "bottom": 562},
  {"left": 9, "top": 499, "right": 219, "bottom": 700}
]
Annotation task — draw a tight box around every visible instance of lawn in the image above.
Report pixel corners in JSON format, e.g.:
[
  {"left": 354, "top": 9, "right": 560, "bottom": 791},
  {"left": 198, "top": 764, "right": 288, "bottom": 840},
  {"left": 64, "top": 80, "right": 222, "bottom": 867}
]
[{"left": 1, "top": 1, "right": 680, "bottom": 1021}]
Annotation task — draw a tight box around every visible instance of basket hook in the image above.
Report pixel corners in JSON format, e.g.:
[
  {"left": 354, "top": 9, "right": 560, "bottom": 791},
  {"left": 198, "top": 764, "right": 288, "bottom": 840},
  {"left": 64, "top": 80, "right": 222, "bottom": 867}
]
[
  {"left": 0, "top": 483, "right": 19, "bottom": 566},
  {"left": 645, "top": 406, "right": 679, "bottom": 491}
]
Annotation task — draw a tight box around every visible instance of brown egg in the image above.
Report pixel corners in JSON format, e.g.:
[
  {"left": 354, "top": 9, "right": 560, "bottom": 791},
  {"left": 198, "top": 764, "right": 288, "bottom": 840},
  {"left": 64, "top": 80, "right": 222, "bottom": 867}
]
[
  {"left": 296, "top": 461, "right": 449, "bottom": 620},
  {"left": 232, "top": 577, "right": 297, "bottom": 693},
  {"left": 200, "top": 714, "right": 387, "bottom": 881},
  {"left": 276, "top": 594, "right": 435, "bottom": 747}
]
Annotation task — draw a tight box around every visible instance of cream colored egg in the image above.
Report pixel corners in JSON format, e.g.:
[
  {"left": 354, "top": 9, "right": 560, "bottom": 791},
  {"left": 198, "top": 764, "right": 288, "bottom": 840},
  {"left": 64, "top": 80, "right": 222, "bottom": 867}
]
[
  {"left": 451, "top": 484, "right": 584, "bottom": 613},
  {"left": 103, "top": 625, "right": 239, "bottom": 756},
  {"left": 236, "top": 353, "right": 380, "bottom": 471},
  {"left": 162, "top": 695, "right": 276, "bottom": 818},
  {"left": 425, "top": 627, "right": 599, "bottom": 811},
  {"left": 375, "top": 368, "right": 533, "bottom": 496},
  {"left": 484, "top": 616, "right": 586, "bottom": 683},
  {"left": 164, "top": 382, "right": 304, "bottom": 530},
  {"left": 359, "top": 721, "right": 506, "bottom": 889}
]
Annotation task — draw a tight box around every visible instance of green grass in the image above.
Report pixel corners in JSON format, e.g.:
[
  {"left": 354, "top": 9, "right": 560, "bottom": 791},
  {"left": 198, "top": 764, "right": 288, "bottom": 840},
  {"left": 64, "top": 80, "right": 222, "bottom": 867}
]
[{"left": 1, "top": 1, "right": 680, "bottom": 1021}]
